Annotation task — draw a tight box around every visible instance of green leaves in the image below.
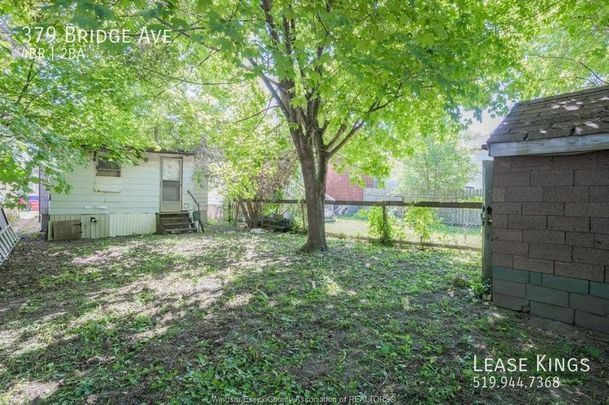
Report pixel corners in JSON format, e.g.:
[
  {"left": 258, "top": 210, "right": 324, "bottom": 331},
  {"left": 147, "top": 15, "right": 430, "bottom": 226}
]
[
  {"left": 514, "top": 0, "right": 609, "bottom": 97},
  {"left": 71, "top": 14, "right": 98, "bottom": 29},
  {"left": 404, "top": 207, "right": 441, "bottom": 244},
  {"left": 195, "top": 0, "right": 209, "bottom": 13},
  {"left": 92, "top": 4, "right": 115, "bottom": 20},
  {"left": 0, "top": 3, "right": 193, "bottom": 201},
  {"left": 416, "top": 32, "right": 435, "bottom": 47},
  {"left": 396, "top": 133, "right": 477, "bottom": 196},
  {"left": 2, "top": 0, "right": 605, "bottom": 210}
]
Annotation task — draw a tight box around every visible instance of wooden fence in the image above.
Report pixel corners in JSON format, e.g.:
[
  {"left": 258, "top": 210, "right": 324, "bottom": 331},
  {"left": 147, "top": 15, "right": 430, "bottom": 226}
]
[
  {"left": 363, "top": 188, "right": 483, "bottom": 202},
  {"left": 236, "top": 199, "right": 484, "bottom": 251},
  {"left": 363, "top": 189, "right": 483, "bottom": 226},
  {"left": 0, "top": 208, "right": 19, "bottom": 265},
  {"left": 247, "top": 199, "right": 482, "bottom": 208}
]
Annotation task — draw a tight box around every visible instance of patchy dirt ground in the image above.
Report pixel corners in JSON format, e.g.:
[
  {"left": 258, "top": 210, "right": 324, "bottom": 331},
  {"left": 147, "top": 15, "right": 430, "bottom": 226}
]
[
  {"left": 9, "top": 211, "right": 40, "bottom": 237},
  {"left": 0, "top": 227, "right": 608, "bottom": 403}
]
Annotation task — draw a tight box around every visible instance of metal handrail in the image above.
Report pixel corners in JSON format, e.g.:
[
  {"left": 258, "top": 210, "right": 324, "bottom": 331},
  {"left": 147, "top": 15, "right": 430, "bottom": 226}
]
[{"left": 187, "top": 190, "right": 205, "bottom": 232}]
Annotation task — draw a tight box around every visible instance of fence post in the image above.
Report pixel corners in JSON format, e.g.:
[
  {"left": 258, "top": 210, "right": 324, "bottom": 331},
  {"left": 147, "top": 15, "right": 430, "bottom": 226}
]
[
  {"left": 300, "top": 200, "right": 306, "bottom": 231},
  {"left": 234, "top": 201, "right": 240, "bottom": 226},
  {"left": 225, "top": 201, "right": 232, "bottom": 224},
  {"left": 381, "top": 202, "right": 389, "bottom": 244}
]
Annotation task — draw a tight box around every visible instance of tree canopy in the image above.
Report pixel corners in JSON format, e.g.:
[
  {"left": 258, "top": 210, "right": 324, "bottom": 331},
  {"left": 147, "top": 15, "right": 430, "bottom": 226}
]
[
  {"left": 1, "top": 0, "right": 608, "bottom": 249},
  {"left": 396, "top": 134, "right": 477, "bottom": 196}
]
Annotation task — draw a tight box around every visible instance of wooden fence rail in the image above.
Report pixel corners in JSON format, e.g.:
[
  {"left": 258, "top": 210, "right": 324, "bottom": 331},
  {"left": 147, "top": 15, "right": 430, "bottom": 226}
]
[
  {"left": 363, "top": 188, "right": 483, "bottom": 202},
  {"left": 251, "top": 199, "right": 483, "bottom": 209},
  {"left": 236, "top": 199, "right": 484, "bottom": 251}
]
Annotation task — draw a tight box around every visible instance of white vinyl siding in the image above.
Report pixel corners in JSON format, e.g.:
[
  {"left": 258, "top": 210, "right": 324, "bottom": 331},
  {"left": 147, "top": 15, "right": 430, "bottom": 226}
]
[
  {"left": 80, "top": 214, "right": 110, "bottom": 239},
  {"left": 50, "top": 153, "right": 163, "bottom": 215},
  {"left": 46, "top": 152, "right": 208, "bottom": 239},
  {"left": 47, "top": 213, "right": 157, "bottom": 240},
  {"left": 109, "top": 213, "right": 156, "bottom": 237}
]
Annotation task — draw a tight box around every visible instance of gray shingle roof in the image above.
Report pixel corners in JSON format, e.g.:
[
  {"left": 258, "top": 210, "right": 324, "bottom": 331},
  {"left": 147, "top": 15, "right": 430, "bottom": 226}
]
[{"left": 487, "top": 85, "right": 609, "bottom": 144}]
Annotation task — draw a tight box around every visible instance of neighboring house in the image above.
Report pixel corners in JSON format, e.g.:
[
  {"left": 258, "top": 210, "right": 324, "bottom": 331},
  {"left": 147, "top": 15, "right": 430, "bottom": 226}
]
[
  {"left": 325, "top": 167, "right": 374, "bottom": 217},
  {"left": 486, "top": 85, "right": 609, "bottom": 334},
  {"left": 461, "top": 132, "right": 492, "bottom": 190},
  {"left": 326, "top": 166, "right": 374, "bottom": 201},
  {"left": 42, "top": 150, "right": 207, "bottom": 240}
]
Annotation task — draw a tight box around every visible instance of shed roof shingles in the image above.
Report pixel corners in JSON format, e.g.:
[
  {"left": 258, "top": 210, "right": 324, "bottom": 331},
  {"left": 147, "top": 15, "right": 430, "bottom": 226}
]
[{"left": 488, "top": 85, "right": 609, "bottom": 144}]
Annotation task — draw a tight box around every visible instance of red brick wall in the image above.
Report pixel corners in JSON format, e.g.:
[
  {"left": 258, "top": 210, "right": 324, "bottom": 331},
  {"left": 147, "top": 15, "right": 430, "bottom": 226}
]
[
  {"left": 326, "top": 167, "right": 373, "bottom": 201},
  {"left": 492, "top": 151, "right": 609, "bottom": 283}
]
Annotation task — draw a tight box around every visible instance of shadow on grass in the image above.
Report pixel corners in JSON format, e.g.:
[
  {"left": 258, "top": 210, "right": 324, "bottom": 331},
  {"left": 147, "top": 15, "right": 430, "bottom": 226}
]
[{"left": 0, "top": 228, "right": 608, "bottom": 403}]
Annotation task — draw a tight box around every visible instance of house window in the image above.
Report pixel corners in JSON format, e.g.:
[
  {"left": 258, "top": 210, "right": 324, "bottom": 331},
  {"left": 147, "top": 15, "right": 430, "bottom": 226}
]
[{"left": 96, "top": 156, "right": 121, "bottom": 177}]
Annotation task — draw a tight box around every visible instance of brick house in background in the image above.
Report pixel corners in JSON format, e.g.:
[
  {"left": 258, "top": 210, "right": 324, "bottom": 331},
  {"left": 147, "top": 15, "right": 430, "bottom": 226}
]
[
  {"left": 486, "top": 85, "right": 609, "bottom": 334},
  {"left": 325, "top": 166, "right": 374, "bottom": 201}
]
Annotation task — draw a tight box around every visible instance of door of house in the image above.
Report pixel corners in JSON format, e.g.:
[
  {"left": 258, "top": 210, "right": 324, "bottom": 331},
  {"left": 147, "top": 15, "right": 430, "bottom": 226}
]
[{"left": 161, "top": 157, "right": 183, "bottom": 212}]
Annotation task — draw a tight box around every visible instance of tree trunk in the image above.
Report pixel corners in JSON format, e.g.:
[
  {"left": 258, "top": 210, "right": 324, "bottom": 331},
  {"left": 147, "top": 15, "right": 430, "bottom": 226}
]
[
  {"left": 300, "top": 150, "right": 327, "bottom": 252},
  {"left": 241, "top": 201, "right": 261, "bottom": 228}
]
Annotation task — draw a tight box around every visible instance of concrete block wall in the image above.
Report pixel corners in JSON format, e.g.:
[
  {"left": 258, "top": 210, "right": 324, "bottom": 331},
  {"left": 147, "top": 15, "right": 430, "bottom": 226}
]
[{"left": 491, "top": 152, "right": 609, "bottom": 334}]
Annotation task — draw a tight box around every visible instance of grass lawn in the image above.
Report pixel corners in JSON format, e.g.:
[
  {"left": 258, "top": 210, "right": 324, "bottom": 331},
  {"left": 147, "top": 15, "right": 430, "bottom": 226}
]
[{"left": 0, "top": 228, "right": 608, "bottom": 403}]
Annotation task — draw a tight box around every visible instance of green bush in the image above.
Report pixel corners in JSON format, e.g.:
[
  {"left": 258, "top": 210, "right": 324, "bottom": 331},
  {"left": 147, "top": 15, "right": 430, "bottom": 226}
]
[
  {"left": 286, "top": 203, "right": 307, "bottom": 233},
  {"left": 353, "top": 207, "right": 369, "bottom": 220},
  {"left": 222, "top": 200, "right": 234, "bottom": 223},
  {"left": 404, "top": 207, "right": 441, "bottom": 244},
  {"left": 469, "top": 275, "right": 491, "bottom": 298},
  {"left": 368, "top": 206, "right": 396, "bottom": 245}
]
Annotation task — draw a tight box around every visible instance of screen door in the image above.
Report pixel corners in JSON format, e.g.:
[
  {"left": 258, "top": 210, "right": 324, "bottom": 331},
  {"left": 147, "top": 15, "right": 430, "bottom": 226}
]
[{"left": 161, "top": 157, "right": 182, "bottom": 212}]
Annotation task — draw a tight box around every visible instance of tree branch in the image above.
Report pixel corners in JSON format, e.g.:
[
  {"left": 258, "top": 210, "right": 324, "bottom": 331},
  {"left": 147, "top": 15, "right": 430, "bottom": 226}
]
[
  {"left": 327, "top": 119, "right": 364, "bottom": 157},
  {"left": 247, "top": 57, "right": 291, "bottom": 121},
  {"left": 261, "top": 0, "right": 281, "bottom": 46},
  {"left": 282, "top": 15, "right": 293, "bottom": 55},
  {"left": 326, "top": 84, "right": 405, "bottom": 157},
  {"left": 528, "top": 53, "right": 608, "bottom": 85},
  {"left": 228, "top": 99, "right": 277, "bottom": 125},
  {"left": 15, "top": 60, "right": 38, "bottom": 105},
  {"left": 325, "top": 123, "right": 347, "bottom": 151}
]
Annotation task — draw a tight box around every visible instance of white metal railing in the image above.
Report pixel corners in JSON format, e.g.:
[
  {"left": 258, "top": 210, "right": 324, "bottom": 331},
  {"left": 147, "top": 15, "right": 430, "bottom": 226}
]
[{"left": 0, "top": 208, "right": 19, "bottom": 265}]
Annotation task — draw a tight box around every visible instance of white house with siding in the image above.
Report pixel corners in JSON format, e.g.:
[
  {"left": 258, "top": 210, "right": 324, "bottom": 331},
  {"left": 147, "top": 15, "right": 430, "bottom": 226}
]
[{"left": 42, "top": 150, "right": 207, "bottom": 240}]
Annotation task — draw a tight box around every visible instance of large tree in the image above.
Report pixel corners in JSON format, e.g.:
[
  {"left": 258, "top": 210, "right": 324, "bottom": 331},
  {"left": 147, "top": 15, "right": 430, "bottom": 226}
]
[
  {"left": 173, "top": 0, "right": 549, "bottom": 251},
  {"left": 8, "top": 0, "right": 608, "bottom": 251}
]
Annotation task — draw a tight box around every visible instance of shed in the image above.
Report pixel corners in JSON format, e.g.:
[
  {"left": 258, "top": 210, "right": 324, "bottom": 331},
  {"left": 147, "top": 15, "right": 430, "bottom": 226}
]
[
  {"left": 486, "top": 85, "right": 609, "bottom": 334},
  {"left": 42, "top": 150, "right": 207, "bottom": 240}
]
